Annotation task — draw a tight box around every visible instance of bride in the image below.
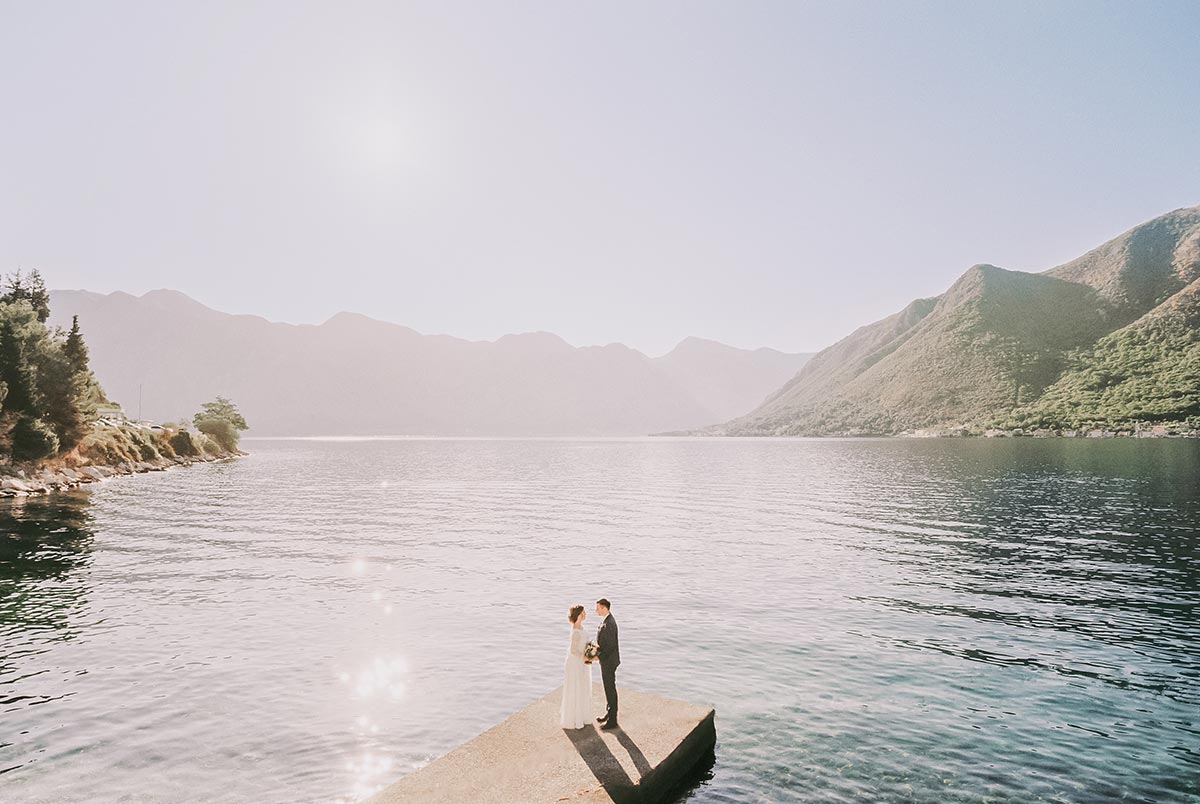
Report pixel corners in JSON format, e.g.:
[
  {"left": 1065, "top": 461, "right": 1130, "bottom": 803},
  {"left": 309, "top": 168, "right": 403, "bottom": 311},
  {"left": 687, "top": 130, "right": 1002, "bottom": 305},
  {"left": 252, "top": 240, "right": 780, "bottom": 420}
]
[{"left": 560, "top": 604, "right": 592, "bottom": 729}]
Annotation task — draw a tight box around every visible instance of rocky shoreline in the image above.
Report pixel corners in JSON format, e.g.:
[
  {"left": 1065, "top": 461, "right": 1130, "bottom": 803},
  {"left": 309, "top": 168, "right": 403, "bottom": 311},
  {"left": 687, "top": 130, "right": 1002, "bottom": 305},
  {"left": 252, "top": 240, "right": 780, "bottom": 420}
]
[
  {"left": 0, "top": 451, "right": 244, "bottom": 498},
  {"left": 902, "top": 424, "right": 1200, "bottom": 439},
  {"left": 670, "top": 426, "right": 1200, "bottom": 439},
  {"left": 673, "top": 419, "right": 1200, "bottom": 439}
]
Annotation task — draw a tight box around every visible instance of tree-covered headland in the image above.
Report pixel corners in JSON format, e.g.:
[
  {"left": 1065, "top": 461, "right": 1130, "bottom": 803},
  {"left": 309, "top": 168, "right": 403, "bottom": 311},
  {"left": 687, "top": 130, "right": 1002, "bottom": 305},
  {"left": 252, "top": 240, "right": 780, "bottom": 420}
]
[{"left": 0, "top": 270, "right": 247, "bottom": 469}]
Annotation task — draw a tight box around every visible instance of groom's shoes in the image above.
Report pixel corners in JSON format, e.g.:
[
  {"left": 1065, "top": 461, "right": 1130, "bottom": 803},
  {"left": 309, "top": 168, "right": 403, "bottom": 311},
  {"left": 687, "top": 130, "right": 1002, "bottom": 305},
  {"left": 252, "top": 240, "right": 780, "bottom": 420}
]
[
  {"left": 599, "top": 720, "right": 619, "bottom": 730},
  {"left": 596, "top": 716, "right": 607, "bottom": 724}
]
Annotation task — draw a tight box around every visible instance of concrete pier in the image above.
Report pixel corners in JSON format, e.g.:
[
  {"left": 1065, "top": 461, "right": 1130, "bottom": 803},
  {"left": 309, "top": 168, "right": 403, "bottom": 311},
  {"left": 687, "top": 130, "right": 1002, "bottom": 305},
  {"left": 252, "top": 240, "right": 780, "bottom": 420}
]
[{"left": 367, "top": 685, "right": 716, "bottom": 804}]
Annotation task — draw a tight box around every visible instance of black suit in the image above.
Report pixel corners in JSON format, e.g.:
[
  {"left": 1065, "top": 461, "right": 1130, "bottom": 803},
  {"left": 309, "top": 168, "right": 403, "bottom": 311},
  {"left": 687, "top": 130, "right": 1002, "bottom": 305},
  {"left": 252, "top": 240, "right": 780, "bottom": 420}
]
[{"left": 596, "top": 612, "right": 620, "bottom": 722}]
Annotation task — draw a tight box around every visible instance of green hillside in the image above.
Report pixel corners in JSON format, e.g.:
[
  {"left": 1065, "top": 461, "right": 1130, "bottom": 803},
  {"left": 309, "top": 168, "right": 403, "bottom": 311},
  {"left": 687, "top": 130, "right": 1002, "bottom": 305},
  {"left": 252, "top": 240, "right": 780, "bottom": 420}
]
[
  {"left": 716, "top": 204, "right": 1200, "bottom": 436},
  {"left": 1008, "top": 277, "right": 1200, "bottom": 429}
]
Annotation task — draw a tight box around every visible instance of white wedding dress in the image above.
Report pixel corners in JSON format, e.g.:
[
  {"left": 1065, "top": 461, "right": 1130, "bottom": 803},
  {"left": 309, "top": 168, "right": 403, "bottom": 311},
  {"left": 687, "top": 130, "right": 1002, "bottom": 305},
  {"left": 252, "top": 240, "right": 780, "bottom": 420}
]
[{"left": 560, "top": 626, "right": 592, "bottom": 729}]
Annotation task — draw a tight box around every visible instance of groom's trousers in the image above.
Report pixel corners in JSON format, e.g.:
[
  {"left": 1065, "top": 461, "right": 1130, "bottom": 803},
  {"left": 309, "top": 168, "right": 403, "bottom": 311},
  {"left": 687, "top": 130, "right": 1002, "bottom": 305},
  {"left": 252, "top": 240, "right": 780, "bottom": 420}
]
[{"left": 600, "top": 662, "right": 618, "bottom": 722}]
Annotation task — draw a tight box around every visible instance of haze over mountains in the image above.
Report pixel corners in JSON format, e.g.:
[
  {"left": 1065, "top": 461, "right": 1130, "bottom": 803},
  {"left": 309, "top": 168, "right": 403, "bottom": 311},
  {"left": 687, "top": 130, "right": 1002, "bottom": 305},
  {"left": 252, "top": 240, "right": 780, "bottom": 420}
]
[
  {"left": 47, "top": 291, "right": 810, "bottom": 436},
  {"left": 716, "top": 204, "right": 1200, "bottom": 435},
  {"left": 45, "top": 204, "right": 1199, "bottom": 439}
]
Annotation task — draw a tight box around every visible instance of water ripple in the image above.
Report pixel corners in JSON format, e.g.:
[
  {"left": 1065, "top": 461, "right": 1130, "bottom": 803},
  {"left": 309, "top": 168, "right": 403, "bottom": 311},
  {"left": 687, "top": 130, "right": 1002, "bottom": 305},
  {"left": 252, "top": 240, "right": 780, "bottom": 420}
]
[{"left": 0, "top": 438, "right": 1197, "bottom": 803}]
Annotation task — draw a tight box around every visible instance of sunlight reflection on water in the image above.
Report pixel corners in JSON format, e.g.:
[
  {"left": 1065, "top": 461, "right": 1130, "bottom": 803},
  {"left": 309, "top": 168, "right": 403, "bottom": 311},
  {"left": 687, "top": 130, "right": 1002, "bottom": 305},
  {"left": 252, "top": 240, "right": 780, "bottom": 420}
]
[{"left": 0, "top": 438, "right": 1197, "bottom": 803}]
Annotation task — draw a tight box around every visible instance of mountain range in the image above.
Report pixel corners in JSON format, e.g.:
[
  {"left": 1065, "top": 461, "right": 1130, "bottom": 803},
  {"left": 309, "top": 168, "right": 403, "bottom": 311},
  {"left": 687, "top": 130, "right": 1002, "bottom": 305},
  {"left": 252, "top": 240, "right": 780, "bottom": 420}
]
[
  {"left": 712, "top": 204, "right": 1200, "bottom": 435},
  {"left": 46, "top": 290, "right": 811, "bottom": 436},
  {"left": 45, "top": 204, "right": 1200, "bottom": 439}
]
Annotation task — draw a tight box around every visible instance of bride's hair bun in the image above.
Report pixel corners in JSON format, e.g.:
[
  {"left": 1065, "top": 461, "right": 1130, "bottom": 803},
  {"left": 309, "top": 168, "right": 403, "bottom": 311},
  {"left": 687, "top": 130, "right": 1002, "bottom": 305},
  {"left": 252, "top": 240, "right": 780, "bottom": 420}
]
[{"left": 568, "top": 605, "right": 585, "bottom": 623}]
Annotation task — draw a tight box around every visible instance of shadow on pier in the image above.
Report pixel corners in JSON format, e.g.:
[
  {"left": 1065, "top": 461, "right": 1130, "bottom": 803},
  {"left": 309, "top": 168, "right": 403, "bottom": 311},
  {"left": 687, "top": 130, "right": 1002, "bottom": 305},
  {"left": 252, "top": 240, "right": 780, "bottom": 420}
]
[
  {"left": 366, "top": 686, "right": 715, "bottom": 804},
  {"left": 567, "top": 724, "right": 715, "bottom": 803}
]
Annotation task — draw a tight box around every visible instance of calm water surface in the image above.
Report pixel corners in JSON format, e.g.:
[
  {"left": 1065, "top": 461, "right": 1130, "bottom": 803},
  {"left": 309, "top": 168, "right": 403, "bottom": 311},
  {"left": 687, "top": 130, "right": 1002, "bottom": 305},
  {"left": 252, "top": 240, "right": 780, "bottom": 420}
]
[{"left": 1, "top": 438, "right": 1198, "bottom": 803}]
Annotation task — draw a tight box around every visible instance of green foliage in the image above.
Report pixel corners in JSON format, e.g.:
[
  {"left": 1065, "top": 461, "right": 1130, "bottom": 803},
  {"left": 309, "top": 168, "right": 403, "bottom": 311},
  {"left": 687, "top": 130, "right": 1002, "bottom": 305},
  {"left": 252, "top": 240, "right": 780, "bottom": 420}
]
[
  {"left": 193, "top": 396, "right": 247, "bottom": 452},
  {"left": 194, "top": 397, "right": 248, "bottom": 431},
  {"left": 1, "top": 270, "right": 51, "bottom": 323},
  {"left": 1012, "top": 310, "right": 1200, "bottom": 428},
  {"left": 195, "top": 415, "right": 239, "bottom": 452},
  {"left": 36, "top": 336, "right": 93, "bottom": 449},
  {"left": 169, "top": 428, "right": 201, "bottom": 457},
  {"left": 199, "top": 431, "right": 223, "bottom": 455},
  {"left": 0, "top": 270, "right": 107, "bottom": 460},
  {"left": 63, "top": 315, "right": 89, "bottom": 374},
  {"left": 732, "top": 265, "right": 1124, "bottom": 435},
  {"left": 0, "top": 307, "right": 41, "bottom": 413},
  {"left": 729, "top": 208, "right": 1200, "bottom": 436},
  {"left": 10, "top": 415, "right": 59, "bottom": 461}
]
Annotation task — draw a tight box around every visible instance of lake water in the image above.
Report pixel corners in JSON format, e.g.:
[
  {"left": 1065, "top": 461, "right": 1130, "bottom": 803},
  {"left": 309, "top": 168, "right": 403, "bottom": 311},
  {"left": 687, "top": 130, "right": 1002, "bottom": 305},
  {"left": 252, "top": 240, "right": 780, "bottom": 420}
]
[{"left": 1, "top": 438, "right": 1198, "bottom": 803}]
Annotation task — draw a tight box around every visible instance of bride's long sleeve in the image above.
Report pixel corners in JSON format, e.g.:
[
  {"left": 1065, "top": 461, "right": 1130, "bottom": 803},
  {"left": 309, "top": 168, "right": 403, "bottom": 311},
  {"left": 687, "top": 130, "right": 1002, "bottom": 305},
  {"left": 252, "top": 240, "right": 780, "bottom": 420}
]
[{"left": 569, "top": 629, "right": 585, "bottom": 656}]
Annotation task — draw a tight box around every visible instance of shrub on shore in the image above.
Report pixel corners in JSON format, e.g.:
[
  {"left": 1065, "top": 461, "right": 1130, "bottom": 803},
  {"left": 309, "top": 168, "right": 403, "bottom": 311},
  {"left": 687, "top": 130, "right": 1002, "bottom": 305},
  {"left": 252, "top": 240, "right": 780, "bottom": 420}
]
[
  {"left": 200, "top": 432, "right": 224, "bottom": 455},
  {"left": 79, "top": 424, "right": 223, "bottom": 466},
  {"left": 169, "top": 428, "right": 200, "bottom": 457},
  {"left": 11, "top": 416, "right": 60, "bottom": 461},
  {"left": 195, "top": 416, "right": 239, "bottom": 452},
  {"left": 80, "top": 426, "right": 155, "bottom": 465},
  {"left": 193, "top": 397, "right": 248, "bottom": 452}
]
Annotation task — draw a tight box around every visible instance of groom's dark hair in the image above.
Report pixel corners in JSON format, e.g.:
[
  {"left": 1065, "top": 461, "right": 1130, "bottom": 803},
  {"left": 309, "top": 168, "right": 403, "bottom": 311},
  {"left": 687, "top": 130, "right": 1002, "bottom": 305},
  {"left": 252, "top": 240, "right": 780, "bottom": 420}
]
[{"left": 596, "top": 598, "right": 611, "bottom": 609}]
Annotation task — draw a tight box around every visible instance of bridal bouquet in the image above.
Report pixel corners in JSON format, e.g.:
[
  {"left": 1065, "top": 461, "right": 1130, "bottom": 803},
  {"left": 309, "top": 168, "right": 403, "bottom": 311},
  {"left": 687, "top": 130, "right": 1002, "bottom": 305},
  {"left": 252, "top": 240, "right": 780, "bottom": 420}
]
[{"left": 584, "top": 641, "right": 599, "bottom": 663}]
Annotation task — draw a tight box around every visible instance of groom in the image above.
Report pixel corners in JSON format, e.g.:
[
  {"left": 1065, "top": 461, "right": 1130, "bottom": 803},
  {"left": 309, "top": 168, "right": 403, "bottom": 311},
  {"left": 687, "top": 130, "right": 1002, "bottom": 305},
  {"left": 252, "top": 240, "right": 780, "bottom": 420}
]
[{"left": 594, "top": 598, "right": 620, "bottom": 730}]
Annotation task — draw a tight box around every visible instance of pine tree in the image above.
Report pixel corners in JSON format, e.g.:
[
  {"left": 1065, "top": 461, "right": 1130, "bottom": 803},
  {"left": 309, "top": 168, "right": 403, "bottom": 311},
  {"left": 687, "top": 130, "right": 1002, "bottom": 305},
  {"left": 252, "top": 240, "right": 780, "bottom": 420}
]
[
  {"left": 0, "top": 274, "right": 108, "bottom": 459},
  {"left": 1, "top": 269, "right": 51, "bottom": 323},
  {"left": 37, "top": 342, "right": 90, "bottom": 451},
  {"left": 0, "top": 316, "right": 37, "bottom": 414},
  {"left": 64, "top": 315, "right": 90, "bottom": 374}
]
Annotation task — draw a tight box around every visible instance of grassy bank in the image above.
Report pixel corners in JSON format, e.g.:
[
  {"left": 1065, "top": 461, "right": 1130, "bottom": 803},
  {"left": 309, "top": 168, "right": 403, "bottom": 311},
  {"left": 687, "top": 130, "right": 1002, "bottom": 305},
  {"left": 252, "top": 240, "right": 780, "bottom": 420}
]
[{"left": 0, "top": 423, "right": 244, "bottom": 498}]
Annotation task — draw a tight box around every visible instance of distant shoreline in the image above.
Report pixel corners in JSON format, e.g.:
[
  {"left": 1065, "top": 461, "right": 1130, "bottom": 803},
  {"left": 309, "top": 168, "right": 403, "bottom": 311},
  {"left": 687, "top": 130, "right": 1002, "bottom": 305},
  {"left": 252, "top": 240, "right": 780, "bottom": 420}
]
[
  {"left": 660, "top": 424, "right": 1200, "bottom": 439},
  {"left": 247, "top": 430, "right": 1199, "bottom": 440}
]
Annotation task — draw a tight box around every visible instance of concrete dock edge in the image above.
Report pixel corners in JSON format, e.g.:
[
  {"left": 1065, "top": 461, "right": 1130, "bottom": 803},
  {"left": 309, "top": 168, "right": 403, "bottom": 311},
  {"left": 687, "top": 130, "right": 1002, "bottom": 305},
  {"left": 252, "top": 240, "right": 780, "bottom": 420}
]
[{"left": 367, "top": 684, "right": 716, "bottom": 804}]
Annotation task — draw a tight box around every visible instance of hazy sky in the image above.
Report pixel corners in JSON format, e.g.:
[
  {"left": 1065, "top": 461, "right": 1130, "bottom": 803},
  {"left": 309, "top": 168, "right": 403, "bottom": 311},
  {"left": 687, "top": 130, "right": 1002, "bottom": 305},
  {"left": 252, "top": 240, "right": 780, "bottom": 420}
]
[{"left": 2, "top": 2, "right": 1198, "bottom": 355}]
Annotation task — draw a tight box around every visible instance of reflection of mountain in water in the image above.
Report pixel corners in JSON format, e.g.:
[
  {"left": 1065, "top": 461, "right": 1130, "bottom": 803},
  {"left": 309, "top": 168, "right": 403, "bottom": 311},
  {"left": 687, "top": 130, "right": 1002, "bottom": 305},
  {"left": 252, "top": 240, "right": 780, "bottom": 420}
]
[
  {"left": 0, "top": 491, "right": 95, "bottom": 641},
  {"left": 847, "top": 441, "right": 1200, "bottom": 707}
]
